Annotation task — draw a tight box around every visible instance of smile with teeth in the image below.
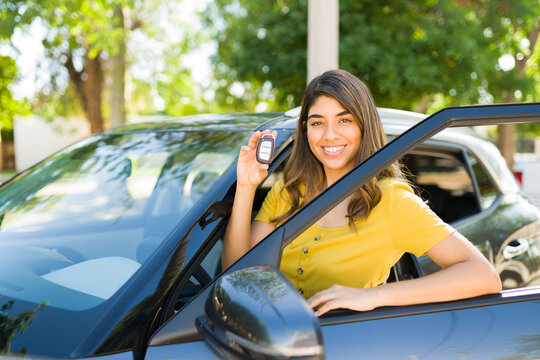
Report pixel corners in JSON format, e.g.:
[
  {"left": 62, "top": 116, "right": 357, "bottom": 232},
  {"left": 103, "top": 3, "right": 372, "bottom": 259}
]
[{"left": 322, "top": 145, "right": 346, "bottom": 156}]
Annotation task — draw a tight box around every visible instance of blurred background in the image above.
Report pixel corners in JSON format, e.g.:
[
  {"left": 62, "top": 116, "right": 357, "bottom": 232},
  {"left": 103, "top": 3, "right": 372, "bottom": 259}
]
[{"left": 0, "top": 0, "right": 539, "bottom": 185}]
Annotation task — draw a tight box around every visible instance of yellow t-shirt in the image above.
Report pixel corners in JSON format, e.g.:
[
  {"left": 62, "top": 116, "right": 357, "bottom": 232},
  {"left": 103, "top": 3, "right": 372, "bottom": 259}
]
[{"left": 254, "top": 178, "right": 455, "bottom": 299}]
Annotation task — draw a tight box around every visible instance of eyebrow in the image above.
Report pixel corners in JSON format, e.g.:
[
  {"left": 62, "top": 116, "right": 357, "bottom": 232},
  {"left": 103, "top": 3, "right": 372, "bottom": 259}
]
[{"left": 307, "top": 110, "right": 351, "bottom": 120}]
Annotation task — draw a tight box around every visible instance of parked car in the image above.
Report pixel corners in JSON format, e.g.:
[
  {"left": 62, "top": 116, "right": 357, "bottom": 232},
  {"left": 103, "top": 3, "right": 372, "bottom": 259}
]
[{"left": 0, "top": 104, "right": 539, "bottom": 359}]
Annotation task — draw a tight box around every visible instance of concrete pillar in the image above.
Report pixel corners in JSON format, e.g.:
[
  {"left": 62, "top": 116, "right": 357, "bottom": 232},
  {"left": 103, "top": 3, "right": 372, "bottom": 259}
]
[{"left": 307, "top": 0, "right": 339, "bottom": 83}]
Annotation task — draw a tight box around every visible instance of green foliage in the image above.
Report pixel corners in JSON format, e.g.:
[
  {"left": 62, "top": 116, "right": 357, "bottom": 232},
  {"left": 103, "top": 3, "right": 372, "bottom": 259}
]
[
  {"left": 0, "top": 0, "right": 156, "bottom": 130},
  {"left": 157, "top": 37, "right": 208, "bottom": 116},
  {"left": 206, "top": 0, "right": 540, "bottom": 118},
  {"left": 203, "top": 0, "right": 307, "bottom": 111},
  {"left": 339, "top": 0, "right": 492, "bottom": 109},
  {"left": 126, "top": 1, "right": 215, "bottom": 117},
  {"left": 0, "top": 55, "right": 28, "bottom": 139},
  {"left": 2, "top": 0, "right": 139, "bottom": 58}
]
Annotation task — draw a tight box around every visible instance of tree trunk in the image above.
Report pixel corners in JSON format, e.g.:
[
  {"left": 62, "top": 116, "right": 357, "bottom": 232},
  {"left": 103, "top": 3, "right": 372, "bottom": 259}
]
[
  {"left": 497, "top": 23, "right": 538, "bottom": 170},
  {"left": 64, "top": 51, "right": 105, "bottom": 134},
  {"left": 84, "top": 54, "right": 104, "bottom": 134},
  {"left": 498, "top": 124, "right": 515, "bottom": 169},
  {"left": 109, "top": 5, "right": 126, "bottom": 129}
]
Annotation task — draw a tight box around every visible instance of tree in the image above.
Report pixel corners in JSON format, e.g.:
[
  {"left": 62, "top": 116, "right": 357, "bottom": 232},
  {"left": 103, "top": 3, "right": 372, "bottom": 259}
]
[
  {"left": 0, "top": 53, "right": 29, "bottom": 170},
  {"left": 203, "top": 0, "right": 308, "bottom": 112},
  {"left": 205, "top": 1, "right": 539, "bottom": 122},
  {"left": 0, "top": 55, "right": 26, "bottom": 140},
  {"left": 458, "top": 0, "right": 540, "bottom": 168},
  {"left": 0, "top": 0, "right": 147, "bottom": 134}
]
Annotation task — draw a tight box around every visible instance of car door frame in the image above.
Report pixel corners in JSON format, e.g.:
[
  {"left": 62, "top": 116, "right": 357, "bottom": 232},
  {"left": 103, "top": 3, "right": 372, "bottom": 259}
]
[{"left": 149, "top": 103, "right": 540, "bottom": 351}]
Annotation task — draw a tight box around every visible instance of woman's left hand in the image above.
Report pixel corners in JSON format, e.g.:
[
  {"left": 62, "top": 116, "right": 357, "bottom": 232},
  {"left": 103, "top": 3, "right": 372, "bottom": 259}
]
[{"left": 307, "top": 284, "right": 381, "bottom": 316}]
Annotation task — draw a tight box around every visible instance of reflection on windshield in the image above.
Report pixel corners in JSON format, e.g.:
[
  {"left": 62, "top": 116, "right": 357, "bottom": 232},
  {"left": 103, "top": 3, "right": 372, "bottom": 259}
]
[
  {"left": 0, "top": 297, "right": 48, "bottom": 354},
  {"left": 0, "top": 130, "right": 247, "bottom": 310}
]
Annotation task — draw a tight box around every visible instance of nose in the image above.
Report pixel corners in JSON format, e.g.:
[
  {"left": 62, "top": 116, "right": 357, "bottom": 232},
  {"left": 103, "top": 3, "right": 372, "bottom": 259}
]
[{"left": 324, "top": 121, "right": 340, "bottom": 141}]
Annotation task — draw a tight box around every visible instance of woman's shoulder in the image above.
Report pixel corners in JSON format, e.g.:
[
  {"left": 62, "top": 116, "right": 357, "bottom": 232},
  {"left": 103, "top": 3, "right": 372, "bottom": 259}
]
[
  {"left": 379, "top": 177, "right": 414, "bottom": 195},
  {"left": 266, "top": 177, "right": 306, "bottom": 198},
  {"left": 264, "top": 177, "right": 291, "bottom": 203}
]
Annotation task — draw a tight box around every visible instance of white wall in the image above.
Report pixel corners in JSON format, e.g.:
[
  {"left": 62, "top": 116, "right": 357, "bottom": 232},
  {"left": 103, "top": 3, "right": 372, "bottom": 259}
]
[
  {"left": 515, "top": 146, "right": 540, "bottom": 208},
  {"left": 13, "top": 115, "right": 90, "bottom": 171}
]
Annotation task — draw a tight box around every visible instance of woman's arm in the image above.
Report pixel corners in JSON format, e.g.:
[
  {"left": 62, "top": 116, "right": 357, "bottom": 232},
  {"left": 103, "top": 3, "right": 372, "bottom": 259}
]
[
  {"left": 308, "top": 232, "right": 502, "bottom": 316},
  {"left": 222, "top": 130, "right": 277, "bottom": 269}
]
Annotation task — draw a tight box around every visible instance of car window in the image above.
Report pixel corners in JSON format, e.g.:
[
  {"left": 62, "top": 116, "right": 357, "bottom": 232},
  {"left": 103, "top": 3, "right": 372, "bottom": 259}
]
[
  {"left": 465, "top": 150, "right": 498, "bottom": 210},
  {"left": 0, "top": 131, "right": 245, "bottom": 311},
  {"left": 402, "top": 151, "right": 480, "bottom": 223}
]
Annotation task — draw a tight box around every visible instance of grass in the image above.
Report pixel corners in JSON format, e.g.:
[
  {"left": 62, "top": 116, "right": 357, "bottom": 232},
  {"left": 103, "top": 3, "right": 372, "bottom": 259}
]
[{"left": 0, "top": 170, "right": 16, "bottom": 182}]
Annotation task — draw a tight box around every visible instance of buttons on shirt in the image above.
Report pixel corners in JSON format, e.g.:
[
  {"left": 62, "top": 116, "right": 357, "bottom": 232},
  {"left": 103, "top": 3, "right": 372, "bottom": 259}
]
[
  {"left": 302, "top": 247, "right": 309, "bottom": 254},
  {"left": 297, "top": 268, "right": 304, "bottom": 275},
  {"left": 314, "top": 236, "right": 320, "bottom": 241}
]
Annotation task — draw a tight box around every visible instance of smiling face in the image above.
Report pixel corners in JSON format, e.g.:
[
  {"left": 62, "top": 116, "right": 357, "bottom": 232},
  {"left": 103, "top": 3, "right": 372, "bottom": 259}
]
[{"left": 306, "top": 95, "right": 362, "bottom": 184}]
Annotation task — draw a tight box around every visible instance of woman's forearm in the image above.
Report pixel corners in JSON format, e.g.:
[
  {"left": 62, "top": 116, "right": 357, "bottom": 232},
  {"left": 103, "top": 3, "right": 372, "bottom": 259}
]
[
  {"left": 222, "top": 184, "right": 257, "bottom": 269},
  {"left": 375, "top": 258, "right": 502, "bottom": 307},
  {"left": 308, "top": 236, "right": 502, "bottom": 316}
]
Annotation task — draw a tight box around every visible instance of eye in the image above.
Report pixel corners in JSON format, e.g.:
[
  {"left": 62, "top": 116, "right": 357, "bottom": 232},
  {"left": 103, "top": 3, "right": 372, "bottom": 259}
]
[
  {"left": 308, "top": 120, "right": 323, "bottom": 127},
  {"left": 339, "top": 118, "right": 353, "bottom": 124}
]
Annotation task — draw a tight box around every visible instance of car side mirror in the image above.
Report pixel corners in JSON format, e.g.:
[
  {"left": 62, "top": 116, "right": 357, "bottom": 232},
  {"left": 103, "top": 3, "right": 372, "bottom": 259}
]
[{"left": 196, "top": 266, "right": 325, "bottom": 360}]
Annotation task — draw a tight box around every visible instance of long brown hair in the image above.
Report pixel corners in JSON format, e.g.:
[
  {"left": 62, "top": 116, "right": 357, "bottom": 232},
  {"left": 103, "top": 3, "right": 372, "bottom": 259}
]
[{"left": 272, "top": 69, "right": 400, "bottom": 226}]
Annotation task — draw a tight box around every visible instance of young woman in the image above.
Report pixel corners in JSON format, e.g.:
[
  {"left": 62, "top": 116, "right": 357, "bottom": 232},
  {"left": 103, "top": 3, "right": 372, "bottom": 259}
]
[{"left": 222, "top": 69, "right": 501, "bottom": 316}]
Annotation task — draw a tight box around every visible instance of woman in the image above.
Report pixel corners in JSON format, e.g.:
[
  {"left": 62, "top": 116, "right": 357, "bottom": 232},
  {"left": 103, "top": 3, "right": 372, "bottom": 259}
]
[{"left": 222, "top": 69, "right": 501, "bottom": 316}]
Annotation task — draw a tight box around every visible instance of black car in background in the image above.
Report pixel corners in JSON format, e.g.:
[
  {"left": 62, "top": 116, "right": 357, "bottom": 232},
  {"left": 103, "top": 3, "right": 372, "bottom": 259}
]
[{"left": 0, "top": 104, "right": 539, "bottom": 359}]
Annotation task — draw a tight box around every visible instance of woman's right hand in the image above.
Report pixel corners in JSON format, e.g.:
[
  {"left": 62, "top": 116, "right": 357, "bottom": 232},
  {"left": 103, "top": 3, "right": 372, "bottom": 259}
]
[{"left": 237, "top": 129, "right": 277, "bottom": 187}]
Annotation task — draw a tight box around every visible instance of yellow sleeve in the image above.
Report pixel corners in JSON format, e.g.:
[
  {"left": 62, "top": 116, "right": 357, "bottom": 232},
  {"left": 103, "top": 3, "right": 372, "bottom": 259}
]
[
  {"left": 387, "top": 182, "right": 455, "bottom": 257},
  {"left": 254, "top": 179, "right": 288, "bottom": 225}
]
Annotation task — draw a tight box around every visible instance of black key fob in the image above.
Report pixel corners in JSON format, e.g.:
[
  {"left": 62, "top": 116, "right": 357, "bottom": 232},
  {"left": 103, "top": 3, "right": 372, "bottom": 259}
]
[{"left": 256, "top": 134, "right": 275, "bottom": 164}]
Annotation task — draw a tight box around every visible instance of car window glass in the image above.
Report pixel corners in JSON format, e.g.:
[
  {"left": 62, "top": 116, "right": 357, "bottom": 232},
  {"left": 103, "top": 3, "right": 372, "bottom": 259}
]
[
  {"left": 402, "top": 152, "right": 480, "bottom": 223},
  {"left": 199, "top": 239, "right": 223, "bottom": 277},
  {"left": 0, "top": 131, "right": 247, "bottom": 311},
  {"left": 171, "top": 216, "right": 229, "bottom": 313},
  {"left": 465, "top": 150, "right": 498, "bottom": 209},
  {"left": 175, "top": 240, "right": 225, "bottom": 312}
]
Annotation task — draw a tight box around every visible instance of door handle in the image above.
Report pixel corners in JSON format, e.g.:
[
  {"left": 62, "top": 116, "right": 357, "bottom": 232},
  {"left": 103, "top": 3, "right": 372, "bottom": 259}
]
[{"left": 503, "top": 238, "right": 529, "bottom": 259}]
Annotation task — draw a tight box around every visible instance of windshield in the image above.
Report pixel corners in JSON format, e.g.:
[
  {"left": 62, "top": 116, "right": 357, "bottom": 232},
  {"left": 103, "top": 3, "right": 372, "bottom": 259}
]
[{"left": 0, "top": 130, "right": 245, "bottom": 310}]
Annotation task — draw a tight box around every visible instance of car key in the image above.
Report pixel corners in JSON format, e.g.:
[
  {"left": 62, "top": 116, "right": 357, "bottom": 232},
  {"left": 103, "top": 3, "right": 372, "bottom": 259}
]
[{"left": 256, "top": 133, "right": 275, "bottom": 164}]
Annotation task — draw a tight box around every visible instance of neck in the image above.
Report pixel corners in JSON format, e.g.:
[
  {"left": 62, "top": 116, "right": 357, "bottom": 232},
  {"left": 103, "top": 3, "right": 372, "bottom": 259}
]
[{"left": 324, "top": 168, "right": 351, "bottom": 187}]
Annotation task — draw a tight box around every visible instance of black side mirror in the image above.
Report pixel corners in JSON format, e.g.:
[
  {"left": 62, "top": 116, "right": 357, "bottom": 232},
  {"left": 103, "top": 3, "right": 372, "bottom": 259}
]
[{"left": 196, "top": 266, "right": 324, "bottom": 360}]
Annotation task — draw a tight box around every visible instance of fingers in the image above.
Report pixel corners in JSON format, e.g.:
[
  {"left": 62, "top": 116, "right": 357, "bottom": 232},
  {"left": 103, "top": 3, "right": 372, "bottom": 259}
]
[
  {"left": 246, "top": 129, "right": 277, "bottom": 150},
  {"left": 307, "top": 285, "right": 376, "bottom": 317},
  {"left": 314, "top": 301, "right": 338, "bottom": 316},
  {"left": 308, "top": 286, "right": 340, "bottom": 315},
  {"left": 247, "top": 130, "right": 262, "bottom": 149},
  {"left": 309, "top": 294, "right": 338, "bottom": 316}
]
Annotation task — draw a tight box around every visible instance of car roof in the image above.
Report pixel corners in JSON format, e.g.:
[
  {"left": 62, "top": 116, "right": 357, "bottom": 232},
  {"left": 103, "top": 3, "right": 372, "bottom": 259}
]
[
  {"left": 107, "top": 107, "right": 517, "bottom": 194},
  {"left": 110, "top": 107, "right": 471, "bottom": 136},
  {"left": 106, "top": 112, "right": 284, "bottom": 133},
  {"left": 106, "top": 106, "right": 488, "bottom": 162}
]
